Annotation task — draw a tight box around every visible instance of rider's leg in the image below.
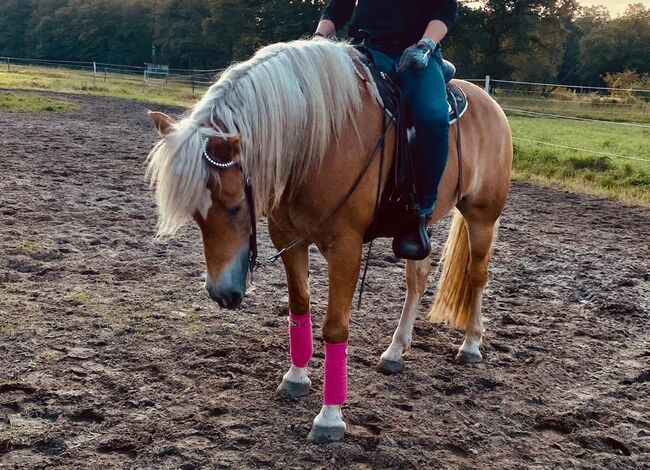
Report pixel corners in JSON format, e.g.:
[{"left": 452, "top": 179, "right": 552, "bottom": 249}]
[
  {"left": 403, "top": 48, "right": 450, "bottom": 214},
  {"left": 392, "top": 48, "right": 449, "bottom": 260}
]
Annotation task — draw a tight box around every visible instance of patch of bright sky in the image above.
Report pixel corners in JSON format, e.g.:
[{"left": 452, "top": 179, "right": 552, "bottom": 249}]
[
  {"left": 462, "top": 1, "right": 649, "bottom": 17},
  {"left": 579, "top": 0, "right": 649, "bottom": 16}
]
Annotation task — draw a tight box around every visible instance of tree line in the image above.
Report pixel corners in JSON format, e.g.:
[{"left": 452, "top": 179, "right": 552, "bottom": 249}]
[{"left": 1, "top": 0, "right": 648, "bottom": 86}]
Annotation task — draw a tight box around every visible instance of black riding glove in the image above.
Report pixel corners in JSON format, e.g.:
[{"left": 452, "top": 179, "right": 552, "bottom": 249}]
[{"left": 398, "top": 39, "right": 436, "bottom": 73}]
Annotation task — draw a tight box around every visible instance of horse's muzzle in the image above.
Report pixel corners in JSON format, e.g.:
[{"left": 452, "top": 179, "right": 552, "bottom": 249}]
[{"left": 207, "top": 287, "right": 243, "bottom": 309}]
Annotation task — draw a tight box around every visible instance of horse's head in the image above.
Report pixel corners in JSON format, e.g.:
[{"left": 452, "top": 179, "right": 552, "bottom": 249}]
[{"left": 149, "top": 111, "right": 252, "bottom": 310}]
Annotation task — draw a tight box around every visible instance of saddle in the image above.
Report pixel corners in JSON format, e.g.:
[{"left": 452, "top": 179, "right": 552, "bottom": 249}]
[{"left": 352, "top": 44, "right": 469, "bottom": 242}]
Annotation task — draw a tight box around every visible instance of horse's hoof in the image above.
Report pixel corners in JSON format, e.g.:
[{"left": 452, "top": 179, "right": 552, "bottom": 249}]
[
  {"left": 276, "top": 379, "right": 310, "bottom": 398},
  {"left": 455, "top": 350, "right": 482, "bottom": 364},
  {"left": 307, "top": 424, "right": 346, "bottom": 443},
  {"left": 377, "top": 357, "right": 404, "bottom": 375}
]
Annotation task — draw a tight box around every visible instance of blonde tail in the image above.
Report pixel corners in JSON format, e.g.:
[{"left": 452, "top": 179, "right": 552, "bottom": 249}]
[{"left": 429, "top": 210, "right": 473, "bottom": 330}]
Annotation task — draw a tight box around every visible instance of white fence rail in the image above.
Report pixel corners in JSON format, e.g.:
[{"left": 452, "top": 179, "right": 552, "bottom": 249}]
[
  {"left": 0, "top": 56, "right": 224, "bottom": 95},
  {"left": 1, "top": 57, "right": 648, "bottom": 164}
]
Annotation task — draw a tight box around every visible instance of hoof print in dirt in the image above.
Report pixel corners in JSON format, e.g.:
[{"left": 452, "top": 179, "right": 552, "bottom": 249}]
[
  {"left": 455, "top": 350, "right": 482, "bottom": 364},
  {"left": 276, "top": 379, "right": 310, "bottom": 398},
  {"left": 376, "top": 358, "right": 405, "bottom": 375},
  {"left": 307, "top": 424, "right": 346, "bottom": 443}
]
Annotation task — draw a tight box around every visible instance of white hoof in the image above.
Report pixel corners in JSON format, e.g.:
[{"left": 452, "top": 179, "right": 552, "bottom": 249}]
[
  {"left": 277, "top": 365, "right": 311, "bottom": 397},
  {"left": 456, "top": 339, "right": 482, "bottom": 364},
  {"left": 307, "top": 405, "right": 346, "bottom": 443}
]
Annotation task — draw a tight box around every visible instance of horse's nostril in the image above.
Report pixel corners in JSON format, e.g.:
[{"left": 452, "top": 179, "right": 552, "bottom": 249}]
[{"left": 207, "top": 287, "right": 243, "bottom": 309}]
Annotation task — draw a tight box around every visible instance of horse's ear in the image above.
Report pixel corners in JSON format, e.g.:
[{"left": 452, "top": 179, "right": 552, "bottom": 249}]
[{"left": 148, "top": 111, "right": 174, "bottom": 136}]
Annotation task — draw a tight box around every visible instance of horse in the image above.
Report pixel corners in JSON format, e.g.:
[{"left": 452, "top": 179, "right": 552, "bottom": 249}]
[{"left": 146, "top": 39, "right": 512, "bottom": 443}]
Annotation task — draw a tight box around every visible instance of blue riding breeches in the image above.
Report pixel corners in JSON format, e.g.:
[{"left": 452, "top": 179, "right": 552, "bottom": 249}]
[{"left": 369, "top": 46, "right": 450, "bottom": 215}]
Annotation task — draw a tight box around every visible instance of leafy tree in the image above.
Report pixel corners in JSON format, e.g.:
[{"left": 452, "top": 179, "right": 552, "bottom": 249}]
[
  {"left": 155, "top": 0, "right": 212, "bottom": 68},
  {"left": 0, "top": 0, "right": 34, "bottom": 57},
  {"left": 579, "top": 4, "right": 650, "bottom": 84},
  {"left": 0, "top": 0, "right": 647, "bottom": 86}
]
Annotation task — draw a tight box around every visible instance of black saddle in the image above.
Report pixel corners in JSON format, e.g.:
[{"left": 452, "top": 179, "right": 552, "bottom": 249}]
[{"left": 352, "top": 44, "right": 468, "bottom": 242}]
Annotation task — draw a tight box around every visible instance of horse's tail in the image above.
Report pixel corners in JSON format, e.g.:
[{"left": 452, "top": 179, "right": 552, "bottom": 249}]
[{"left": 429, "top": 210, "right": 496, "bottom": 330}]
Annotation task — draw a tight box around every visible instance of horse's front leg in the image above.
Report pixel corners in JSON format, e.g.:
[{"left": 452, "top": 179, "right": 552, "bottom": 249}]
[
  {"left": 378, "top": 257, "right": 431, "bottom": 374},
  {"left": 307, "top": 237, "right": 362, "bottom": 443},
  {"left": 269, "top": 221, "right": 313, "bottom": 398}
]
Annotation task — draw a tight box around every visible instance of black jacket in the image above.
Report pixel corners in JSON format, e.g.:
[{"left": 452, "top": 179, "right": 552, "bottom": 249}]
[{"left": 322, "top": 0, "right": 458, "bottom": 49}]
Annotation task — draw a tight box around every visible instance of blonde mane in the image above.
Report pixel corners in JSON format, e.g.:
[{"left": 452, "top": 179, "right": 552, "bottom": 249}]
[{"left": 146, "top": 39, "right": 368, "bottom": 236}]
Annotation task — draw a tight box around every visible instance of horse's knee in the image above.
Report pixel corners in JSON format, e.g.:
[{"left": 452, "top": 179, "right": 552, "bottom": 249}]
[
  {"left": 322, "top": 320, "right": 349, "bottom": 344},
  {"left": 288, "top": 285, "right": 310, "bottom": 314}
]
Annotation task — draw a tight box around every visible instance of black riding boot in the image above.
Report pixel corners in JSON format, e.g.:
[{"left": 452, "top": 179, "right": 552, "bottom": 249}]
[{"left": 392, "top": 212, "right": 431, "bottom": 260}]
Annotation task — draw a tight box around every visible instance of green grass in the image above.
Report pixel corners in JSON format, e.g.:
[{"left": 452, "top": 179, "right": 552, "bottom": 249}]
[
  {"left": 71, "top": 290, "right": 89, "bottom": 304},
  {"left": 510, "top": 115, "right": 650, "bottom": 205},
  {"left": 0, "top": 91, "right": 73, "bottom": 112},
  {"left": 0, "top": 65, "right": 199, "bottom": 107}
]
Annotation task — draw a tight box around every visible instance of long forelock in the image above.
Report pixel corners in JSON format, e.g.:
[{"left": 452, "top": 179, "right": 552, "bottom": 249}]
[{"left": 146, "top": 39, "right": 369, "bottom": 236}]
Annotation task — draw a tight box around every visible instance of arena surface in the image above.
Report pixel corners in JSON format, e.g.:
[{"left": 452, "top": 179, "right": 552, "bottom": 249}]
[{"left": 1, "top": 92, "right": 648, "bottom": 469}]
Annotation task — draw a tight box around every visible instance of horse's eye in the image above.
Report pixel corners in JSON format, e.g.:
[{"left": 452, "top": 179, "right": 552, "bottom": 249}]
[{"left": 227, "top": 204, "right": 243, "bottom": 217}]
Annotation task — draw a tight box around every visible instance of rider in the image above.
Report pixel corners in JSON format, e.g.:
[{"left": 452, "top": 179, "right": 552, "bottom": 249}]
[{"left": 315, "top": 0, "right": 458, "bottom": 260}]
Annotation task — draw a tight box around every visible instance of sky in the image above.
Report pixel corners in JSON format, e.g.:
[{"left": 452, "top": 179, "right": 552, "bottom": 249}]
[
  {"left": 462, "top": 1, "right": 649, "bottom": 16},
  {"left": 579, "top": 0, "right": 649, "bottom": 15}
]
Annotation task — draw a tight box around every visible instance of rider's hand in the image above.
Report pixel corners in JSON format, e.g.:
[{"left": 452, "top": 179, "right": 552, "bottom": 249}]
[
  {"left": 313, "top": 32, "right": 336, "bottom": 41},
  {"left": 398, "top": 39, "right": 436, "bottom": 73}
]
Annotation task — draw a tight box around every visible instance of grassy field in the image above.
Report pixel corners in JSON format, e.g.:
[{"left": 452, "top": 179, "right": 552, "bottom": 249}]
[
  {"left": 0, "top": 91, "right": 73, "bottom": 112},
  {"left": 509, "top": 115, "right": 650, "bottom": 205},
  {"left": 1, "top": 64, "right": 649, "bottom": 205},
  {"left": 0, "top": 65, "right": 200, "bottom": 107}
]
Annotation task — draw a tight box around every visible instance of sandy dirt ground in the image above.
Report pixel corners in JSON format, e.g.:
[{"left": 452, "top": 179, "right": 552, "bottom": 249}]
[{"left": 0, "top": 91, "right": 649, "bottom": 469}]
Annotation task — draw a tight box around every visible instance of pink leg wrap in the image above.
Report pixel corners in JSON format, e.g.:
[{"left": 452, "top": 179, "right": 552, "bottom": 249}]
[
  {"left": 323, "top": 341, "right": 348, "bottom": 405},
  {"left": 288, "top": 311, "right": 313, "bottom": 368}
]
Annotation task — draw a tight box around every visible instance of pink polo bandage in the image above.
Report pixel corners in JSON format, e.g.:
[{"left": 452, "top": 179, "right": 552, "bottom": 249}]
[
  {"left": 323, "top": 341, "right": 348, "bottom": 405},
  {"left": 288, "top": 311, "right": 313, "bottom": 368}
]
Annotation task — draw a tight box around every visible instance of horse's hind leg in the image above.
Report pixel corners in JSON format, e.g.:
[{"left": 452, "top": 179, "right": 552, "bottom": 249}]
[
  {"left": 429, "top": 210, "right": 499, "bottom": 363},
  {"left": 378, "top": 257, "right": 431, "bottom": 374},
  {"left": 456, "top": 215, "right": 498, "bottom": 363}
]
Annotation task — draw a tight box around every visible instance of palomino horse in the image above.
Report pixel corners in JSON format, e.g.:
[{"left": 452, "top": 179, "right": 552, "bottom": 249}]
[{"left": 146, "top": 39, "right": 512, "bottom": 442}]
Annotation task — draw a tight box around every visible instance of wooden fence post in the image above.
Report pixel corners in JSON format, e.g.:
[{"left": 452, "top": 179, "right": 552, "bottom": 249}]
[
  {"left": 93, "top": 62, "right": 97, "bottom": 88},
  {"left": 484, "top": 75, "right": 491, "bottom": 94}
]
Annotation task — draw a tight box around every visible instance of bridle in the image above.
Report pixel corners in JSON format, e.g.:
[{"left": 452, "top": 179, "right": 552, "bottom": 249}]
[
  {"left": 200, "top": 113, "right": 391, "bottom": 285},
  {"left": 202, "top": 138, "right": 258, "bottom": 277}
]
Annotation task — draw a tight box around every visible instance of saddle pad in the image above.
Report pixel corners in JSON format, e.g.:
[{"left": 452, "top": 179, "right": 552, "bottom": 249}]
[{"left": 447, "top": 83, "right": 468, "bottom": 125}]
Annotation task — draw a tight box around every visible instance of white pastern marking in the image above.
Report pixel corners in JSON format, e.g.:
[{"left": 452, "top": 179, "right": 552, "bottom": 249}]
[
  {"left": 313, "top": 405, "right": 346, "bottom": 430},
  {"left": 459, "top": 336, "right": 481, "bottom": 357},
  {"left": 198, "top": 188, "right": 212, "bottom": 220},
  {"left": 283, "top": 365, "right": 310, "bottom": 386},
  {"left": 380, "top": 342, "right": 404, "bottom": 363}
]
